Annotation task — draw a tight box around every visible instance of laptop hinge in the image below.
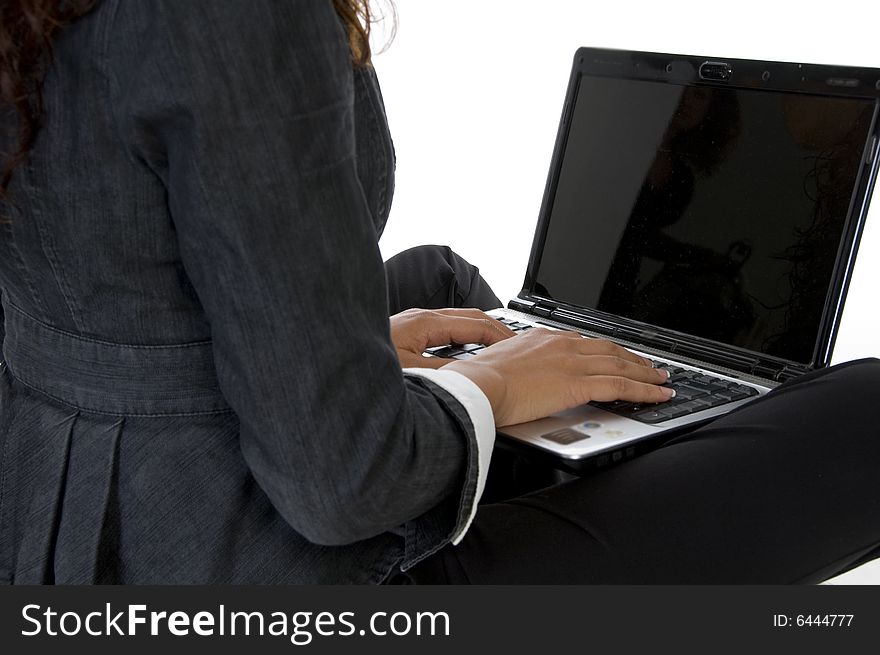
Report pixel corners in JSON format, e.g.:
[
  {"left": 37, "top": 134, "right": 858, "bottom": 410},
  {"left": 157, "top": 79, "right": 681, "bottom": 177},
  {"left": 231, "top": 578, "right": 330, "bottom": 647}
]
[
  {"left": 750, "top": 362, "right": 782, "bottom": 381},
  {"left": 532, "top": 301, "right": 558, "bottom": 318},
  {"left": 509, "top": 299, "right": 558, "bottom": 318},
  {"left": 774, "top": 363, "right": 811, "bottom": 383},
  {"left": 508, "top": 298, "right": 535, "bottom": 313},
  {"left": 751, "top": 361, "right": 808, "bottom": 382}
]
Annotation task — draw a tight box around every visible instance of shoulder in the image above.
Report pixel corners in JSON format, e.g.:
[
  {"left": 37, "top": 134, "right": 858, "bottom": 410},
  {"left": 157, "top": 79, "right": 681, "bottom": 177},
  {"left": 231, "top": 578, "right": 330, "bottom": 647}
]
[
  {"left": 103, "top": 0, "right": 355, "bottom": 148},
  {"left": 105, "top": 0, "right": 351, "bottom": 92}
]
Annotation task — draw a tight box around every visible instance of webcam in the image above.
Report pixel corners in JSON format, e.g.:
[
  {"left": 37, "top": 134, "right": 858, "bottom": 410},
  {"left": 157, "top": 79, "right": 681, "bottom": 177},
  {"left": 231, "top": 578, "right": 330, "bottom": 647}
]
[{"left": 699, "top": 61, "right": 732, "bottom": 81}]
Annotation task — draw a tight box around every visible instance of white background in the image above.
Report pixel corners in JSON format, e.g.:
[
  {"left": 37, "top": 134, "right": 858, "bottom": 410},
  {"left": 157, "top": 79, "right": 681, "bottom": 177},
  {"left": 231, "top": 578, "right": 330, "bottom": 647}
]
[
  {"left": 373, "top": 0, "right": 879, "bottom": 366},
  {"left": 372, "top": 0, "right": 880, "bottom": 583}
]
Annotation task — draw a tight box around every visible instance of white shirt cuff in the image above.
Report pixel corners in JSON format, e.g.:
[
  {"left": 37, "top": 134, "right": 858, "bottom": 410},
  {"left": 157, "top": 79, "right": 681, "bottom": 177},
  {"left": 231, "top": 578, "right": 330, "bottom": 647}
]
[{"left": 402, "top": 367, "right": 496, "bottom": 545}]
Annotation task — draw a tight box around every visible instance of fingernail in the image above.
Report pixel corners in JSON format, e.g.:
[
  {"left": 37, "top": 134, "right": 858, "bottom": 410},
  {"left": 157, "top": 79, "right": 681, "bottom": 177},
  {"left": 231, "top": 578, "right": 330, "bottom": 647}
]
[
  {"left": 664, "top": 368, "right": 671, "bottom": 380},
  {"left": 663, "top": 387, "right": 676, "bottom": 398}
]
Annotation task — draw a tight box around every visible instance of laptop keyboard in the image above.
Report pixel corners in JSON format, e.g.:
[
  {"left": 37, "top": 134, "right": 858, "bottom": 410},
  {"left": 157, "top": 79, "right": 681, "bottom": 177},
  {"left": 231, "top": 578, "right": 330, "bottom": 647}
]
[
  {"left": 426, "top": 317, "right": 759, "bottom": 424},
  {"left": 591, "top": 361, "right": 759, "bottom": 424}
]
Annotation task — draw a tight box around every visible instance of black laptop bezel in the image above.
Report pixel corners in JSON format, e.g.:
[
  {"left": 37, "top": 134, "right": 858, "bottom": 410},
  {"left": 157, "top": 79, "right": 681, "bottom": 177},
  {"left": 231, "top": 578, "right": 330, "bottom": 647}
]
[{"left": 518, "top": 47, "right": 880, "bottom": 378}]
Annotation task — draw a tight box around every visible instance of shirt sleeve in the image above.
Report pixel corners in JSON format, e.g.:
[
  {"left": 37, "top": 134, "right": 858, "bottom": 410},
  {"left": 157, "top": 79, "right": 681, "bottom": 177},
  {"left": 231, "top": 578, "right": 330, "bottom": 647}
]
[
  {"left": 403, "top": 368, "right": 496, "bottom": 545},
  {"left": 106, "top": 0, "right": 494, "bottom": 554}
]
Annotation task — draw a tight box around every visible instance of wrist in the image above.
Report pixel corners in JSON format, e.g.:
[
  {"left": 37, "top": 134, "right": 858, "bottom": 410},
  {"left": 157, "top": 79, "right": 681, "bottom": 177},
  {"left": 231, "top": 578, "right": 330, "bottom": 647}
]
[{"left": 443, "top": 361, "right": 507, "bottom": 425}]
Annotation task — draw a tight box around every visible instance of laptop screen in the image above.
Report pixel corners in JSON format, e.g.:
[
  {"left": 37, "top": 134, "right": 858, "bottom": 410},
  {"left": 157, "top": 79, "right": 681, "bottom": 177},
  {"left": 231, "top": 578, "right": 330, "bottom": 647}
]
[{"left": 533, "top": 74, "right": 876, "bottom": 364}]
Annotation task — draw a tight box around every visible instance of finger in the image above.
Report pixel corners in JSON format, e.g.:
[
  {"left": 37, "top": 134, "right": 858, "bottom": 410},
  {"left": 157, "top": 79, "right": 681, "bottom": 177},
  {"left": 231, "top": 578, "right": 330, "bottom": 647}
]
[
  {"left": 578, "top": 355, "right": 670, "bottom": 384},
  {"left": 427, "top": 309, "right": 516, "bottom": 338},
  {"left": 430, "top": 308, "right": 496, "bottom": 319},
  {"left": 423, "top": 315, "right": 516, "bottom": 347},
  {"left": 577, "top": 337, "right": 653, "bottom": 367},
  {"left": 583, "top": 375, "right": 676, "bottom": 404}
]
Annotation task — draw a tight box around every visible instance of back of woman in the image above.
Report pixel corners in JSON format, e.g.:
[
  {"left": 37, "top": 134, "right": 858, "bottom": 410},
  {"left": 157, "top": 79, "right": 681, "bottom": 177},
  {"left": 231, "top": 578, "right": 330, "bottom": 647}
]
[{"left": 0, "top": 1, "right": 418, "bottom": 584}]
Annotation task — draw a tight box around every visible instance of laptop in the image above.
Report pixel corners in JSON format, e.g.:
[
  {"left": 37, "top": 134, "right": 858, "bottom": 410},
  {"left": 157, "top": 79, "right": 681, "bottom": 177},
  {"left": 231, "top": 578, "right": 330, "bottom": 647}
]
[{"left": 428, "top": 48, "right": 880, "bottom": 472}]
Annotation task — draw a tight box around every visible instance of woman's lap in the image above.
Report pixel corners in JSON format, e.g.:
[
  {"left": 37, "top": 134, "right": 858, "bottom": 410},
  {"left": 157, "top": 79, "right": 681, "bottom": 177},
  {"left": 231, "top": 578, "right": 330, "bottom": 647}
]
[{"left": 406, "top": 358, "right": 880, "bottom": 583}]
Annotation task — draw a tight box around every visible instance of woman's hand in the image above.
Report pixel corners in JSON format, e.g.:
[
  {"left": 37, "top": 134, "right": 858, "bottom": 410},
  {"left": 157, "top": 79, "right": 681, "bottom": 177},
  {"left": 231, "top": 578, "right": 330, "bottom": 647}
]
[
  {"left": 389, "top": 308, "right": 516, "bottom": 369},
  {"left": 444, "top": 328, "right": 674, "bottom": 427}
]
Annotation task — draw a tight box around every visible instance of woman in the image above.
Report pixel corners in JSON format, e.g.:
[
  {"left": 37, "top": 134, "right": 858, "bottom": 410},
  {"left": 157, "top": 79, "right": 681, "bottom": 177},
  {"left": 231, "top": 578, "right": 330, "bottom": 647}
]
[{"left": 1, "top": 0, "right": 878, "bottom": 584}]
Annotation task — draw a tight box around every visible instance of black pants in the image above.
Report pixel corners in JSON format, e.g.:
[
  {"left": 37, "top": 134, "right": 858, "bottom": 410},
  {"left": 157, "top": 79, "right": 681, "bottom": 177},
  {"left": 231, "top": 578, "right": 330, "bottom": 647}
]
[{"left": 385, "top": 245, "right": 880, "bottom": 584}]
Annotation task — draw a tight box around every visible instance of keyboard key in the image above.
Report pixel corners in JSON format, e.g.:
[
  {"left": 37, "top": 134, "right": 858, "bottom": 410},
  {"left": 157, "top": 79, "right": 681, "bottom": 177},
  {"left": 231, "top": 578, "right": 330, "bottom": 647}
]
[
  {"left": 594, "top": 399, "right": 634, "bottom": 411},
  {"left": 659, "top": 406, "right": 691, "bottom": 419},
  {"left": 432, "top": 346, "right": 463, "bottom": 358},
  {"left": 726, "top": 382, "right": 758, "bottom": 395},
  {"left": 674, "top": 385, "right": 709, "bottom": 401},
  {"left": 632, "top": 409, "right": 668, "bottom": 423},
  {"left": 702, "top": 394, "right": 733, "bottom": 408},
  {"left": 595, "top": 403, "right": 643, "bottom": 417},
  {"left": 672, "top": 400, "right": 711, "bottom": 414}
]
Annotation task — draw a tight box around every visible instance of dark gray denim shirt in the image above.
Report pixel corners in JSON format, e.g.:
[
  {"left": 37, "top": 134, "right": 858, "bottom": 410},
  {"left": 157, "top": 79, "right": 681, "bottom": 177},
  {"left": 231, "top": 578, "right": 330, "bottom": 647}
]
[{"left": 0, "top": 0, "right": 480, "bottom": 583}]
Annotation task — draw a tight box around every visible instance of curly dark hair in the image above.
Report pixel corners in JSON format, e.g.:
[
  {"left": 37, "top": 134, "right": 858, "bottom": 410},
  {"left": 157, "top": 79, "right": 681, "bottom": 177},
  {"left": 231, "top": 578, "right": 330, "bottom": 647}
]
[
  {"left": 0, "top": 0, "right": 389, "bottom": 200},
  {"left": 0, "top": 0, "right": 97, "bottom": 197}
]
